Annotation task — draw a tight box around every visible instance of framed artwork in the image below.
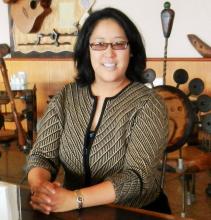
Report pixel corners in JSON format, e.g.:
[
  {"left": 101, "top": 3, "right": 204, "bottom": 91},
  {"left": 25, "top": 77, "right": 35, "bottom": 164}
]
[{"left": 7, "top": 0, "right": 95, "bottom": 58}]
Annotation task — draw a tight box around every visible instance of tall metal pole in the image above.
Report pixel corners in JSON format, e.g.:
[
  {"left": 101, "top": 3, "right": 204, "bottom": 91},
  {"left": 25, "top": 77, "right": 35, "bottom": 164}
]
[{"left": 161, "top": 2, "right": 175, "bottom": 85}]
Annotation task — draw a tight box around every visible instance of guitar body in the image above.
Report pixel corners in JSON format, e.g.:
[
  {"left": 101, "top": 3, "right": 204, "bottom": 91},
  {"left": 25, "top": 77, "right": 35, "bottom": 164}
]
[
  {"left": 3, "top": 0, "right": 17, "bottom": 3},
  {"left": 9, "top": 0, "right": 51, "bottom": 33}
]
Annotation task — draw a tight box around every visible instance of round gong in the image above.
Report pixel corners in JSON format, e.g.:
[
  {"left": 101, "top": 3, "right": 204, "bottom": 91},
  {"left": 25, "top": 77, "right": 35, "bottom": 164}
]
[
  {"left": 201, "top": 114, "right": 211, "bottom": 134},
  {"left": 142, "top": 68, "right": 156, "bottom": 83},
  {"left": 173, "top": 68, "right": 189, "bottom": 85},
  {"left": 188, "top": 78, "right": 204, "bottom": 96},
  {"left": 154, "top": 85, "right": 195, "bottom": 153},
  {"left": 196, "top": 95, "right": 211, "bottom": 112}
]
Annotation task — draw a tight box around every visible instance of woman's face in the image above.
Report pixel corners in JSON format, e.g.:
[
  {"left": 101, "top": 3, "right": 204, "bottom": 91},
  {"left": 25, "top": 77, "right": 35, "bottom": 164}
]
[{"left": 89, "top": 19, "right": 130, "bottom": 84}]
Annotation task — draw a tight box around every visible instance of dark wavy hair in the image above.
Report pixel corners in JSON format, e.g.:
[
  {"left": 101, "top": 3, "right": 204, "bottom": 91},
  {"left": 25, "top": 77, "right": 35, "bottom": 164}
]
[{"left": 74, "top": 7, "right": 146, "bottom": 86}]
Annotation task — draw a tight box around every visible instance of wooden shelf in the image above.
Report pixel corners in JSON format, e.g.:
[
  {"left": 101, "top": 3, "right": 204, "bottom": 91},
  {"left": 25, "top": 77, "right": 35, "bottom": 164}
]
[
  {"left": 147, "top": 57, "right": 211, "bottom": 62},
  {"left": 5, "top": 57, "right": 74, "bottom": 61},
  {"left": 5, "top": 57, "right": 211, "bottom": 62}
]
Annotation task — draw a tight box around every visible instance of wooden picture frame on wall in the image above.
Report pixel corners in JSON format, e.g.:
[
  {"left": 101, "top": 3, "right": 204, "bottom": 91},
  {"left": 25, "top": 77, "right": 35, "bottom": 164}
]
[{"left": 7, "top": 0, "right": 95, "bottom": 58}]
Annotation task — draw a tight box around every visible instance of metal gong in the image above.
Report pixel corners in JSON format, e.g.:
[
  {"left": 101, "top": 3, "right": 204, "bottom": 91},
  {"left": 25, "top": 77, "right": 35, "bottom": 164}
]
[
  {"left": 154, "top": 85, "right": 195, "bottom": 153},
  {"left": 196, "top": 95, "right": 211, "bottom": 112},
  {"left": 142, "top": 68, "right": 156, "bottom": 84},
  {"left": 188, "top": 78, "right": 204, "bottom": 96},
  {"left": 201, "top": 114, "right": 211, "bottom": 134},
  {"left": 173, "top": 69, "right": 189, "bottom": 85}
]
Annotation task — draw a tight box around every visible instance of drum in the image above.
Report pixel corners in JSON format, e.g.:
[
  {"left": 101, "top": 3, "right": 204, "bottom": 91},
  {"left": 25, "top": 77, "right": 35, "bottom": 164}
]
[{"left": 154, "top": 85, "right": 196, "bottom": 153}]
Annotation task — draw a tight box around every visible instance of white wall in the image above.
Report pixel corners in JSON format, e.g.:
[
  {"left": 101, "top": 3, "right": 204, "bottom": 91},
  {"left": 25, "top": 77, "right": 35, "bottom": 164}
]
[
  {"left": 0, "top": 0, "right": 10, "bottom": 45},
  {"left": 1, "top": 0, "right": 211, "bottom": 57}
]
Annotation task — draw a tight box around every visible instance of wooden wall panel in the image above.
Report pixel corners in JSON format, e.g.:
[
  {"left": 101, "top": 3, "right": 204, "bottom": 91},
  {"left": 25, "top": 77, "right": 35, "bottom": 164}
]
[
  {"left": 147, "top": 59, "right": 211, "bottom": 96},
  {"left": 1, "top": 59, "right": 76, "bottom": 118},
  {"left": 1, "top": 58, "right": 211, "bottom": 122}
]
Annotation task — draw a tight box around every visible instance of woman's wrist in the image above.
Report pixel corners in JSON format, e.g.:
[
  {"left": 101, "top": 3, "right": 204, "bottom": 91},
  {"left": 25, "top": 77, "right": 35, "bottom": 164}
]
[
  {"left": 74, "top": 190, "right": 84, "bottom": 209},
  {"left": 28, "top": 167, "right": 51, "bottom": 184}
]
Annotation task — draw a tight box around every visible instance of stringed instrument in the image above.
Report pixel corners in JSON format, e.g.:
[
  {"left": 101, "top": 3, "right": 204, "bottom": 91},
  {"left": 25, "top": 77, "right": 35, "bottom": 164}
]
[{"left": 5, "top": 0, "right": 52, "bottom": 33}]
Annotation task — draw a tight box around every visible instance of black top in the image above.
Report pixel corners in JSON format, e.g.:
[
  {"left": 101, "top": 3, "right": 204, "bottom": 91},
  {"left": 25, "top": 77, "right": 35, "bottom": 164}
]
[{"left": 84, "top": 131, "right": 96, "bottom": 186}]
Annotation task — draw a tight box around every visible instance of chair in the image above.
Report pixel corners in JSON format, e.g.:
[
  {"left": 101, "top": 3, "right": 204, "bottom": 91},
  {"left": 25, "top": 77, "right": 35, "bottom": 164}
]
[
  {"left": 0, "top": 44, "right": 28, "bottom": 151},
  {"left": 0, "top": 91, "right": 19, "bottom": 147},
  {"left": 0, "top": 111, "right": 5, "bottom": 129},
  {"left": 0, "top": 44, "right": 32, "bottom": 183},
  {"left": 0, "top": 112, "right": 4, "bottom": 158}
]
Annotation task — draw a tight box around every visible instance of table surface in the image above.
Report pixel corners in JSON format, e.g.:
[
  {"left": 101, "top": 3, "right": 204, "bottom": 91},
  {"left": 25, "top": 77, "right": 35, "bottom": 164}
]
[{"left": 20, "top": 187, "right": 192, "bottom": 220}]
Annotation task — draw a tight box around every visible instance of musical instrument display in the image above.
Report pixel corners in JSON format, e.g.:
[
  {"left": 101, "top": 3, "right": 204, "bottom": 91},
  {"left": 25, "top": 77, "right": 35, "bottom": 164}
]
[
  {"left": 7, "top": 0, "right": 52, "bottom": 33},
  {"left": 3, "top": 0, "right": 96, "bottom": 57}
]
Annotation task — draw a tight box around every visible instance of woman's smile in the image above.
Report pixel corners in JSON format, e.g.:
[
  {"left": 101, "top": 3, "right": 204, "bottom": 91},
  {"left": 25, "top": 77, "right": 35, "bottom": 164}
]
[{"left": 102, "top": 62, "right": 117, "bottom": 71}]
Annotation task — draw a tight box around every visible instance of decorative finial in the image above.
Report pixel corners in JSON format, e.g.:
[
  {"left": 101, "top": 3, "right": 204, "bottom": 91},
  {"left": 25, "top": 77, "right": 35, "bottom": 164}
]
[
  {"left": 164, "top": 1, "right": 171, "bottom": 9},
  {"left": 161, "top": 2, "right": 175, "bottom": 38}
]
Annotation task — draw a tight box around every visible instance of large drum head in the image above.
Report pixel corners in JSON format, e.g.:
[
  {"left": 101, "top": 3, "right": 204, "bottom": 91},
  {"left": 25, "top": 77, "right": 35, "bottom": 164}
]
[{"left": 154, "top": 85, "right": 195, "bottom": 153}]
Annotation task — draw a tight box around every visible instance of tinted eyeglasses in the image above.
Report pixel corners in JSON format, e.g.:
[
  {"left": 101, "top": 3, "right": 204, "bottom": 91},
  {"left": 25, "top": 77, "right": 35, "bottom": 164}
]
[{"left": 89, "top": 41, "right": 129, "bottom": 51}]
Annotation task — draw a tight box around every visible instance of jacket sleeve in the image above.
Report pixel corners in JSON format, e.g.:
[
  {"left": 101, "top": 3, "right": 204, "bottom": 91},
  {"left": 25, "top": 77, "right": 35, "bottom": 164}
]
[
  {"left": 26, "top": 97, "right": 63, "bottom": 180},
  {"left": 106, "top": 92, "right": 169, "bottom": 206}
]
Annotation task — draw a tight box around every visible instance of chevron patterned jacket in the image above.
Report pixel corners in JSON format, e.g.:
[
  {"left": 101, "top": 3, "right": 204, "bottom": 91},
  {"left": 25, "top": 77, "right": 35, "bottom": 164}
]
[{"left": 27, "top": 81, "right": 168, "bottom": 208}]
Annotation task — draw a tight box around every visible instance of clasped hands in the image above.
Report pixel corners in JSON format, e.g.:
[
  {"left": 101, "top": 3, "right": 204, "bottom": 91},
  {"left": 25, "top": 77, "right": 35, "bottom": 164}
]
[{"left": 30, "top": 181, "right": 77, "bottom": 215}]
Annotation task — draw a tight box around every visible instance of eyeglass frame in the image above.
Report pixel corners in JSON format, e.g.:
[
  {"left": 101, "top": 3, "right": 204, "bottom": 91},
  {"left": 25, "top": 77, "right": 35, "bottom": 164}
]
[{"left": 89, "top": 41, "right": 129, "bottom": 51}]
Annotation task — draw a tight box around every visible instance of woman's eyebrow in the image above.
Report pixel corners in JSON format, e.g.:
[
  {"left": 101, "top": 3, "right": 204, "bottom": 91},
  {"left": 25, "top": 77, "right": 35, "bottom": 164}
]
[{"left": 91, "top": 36, "right": 127, "bottom": 41}]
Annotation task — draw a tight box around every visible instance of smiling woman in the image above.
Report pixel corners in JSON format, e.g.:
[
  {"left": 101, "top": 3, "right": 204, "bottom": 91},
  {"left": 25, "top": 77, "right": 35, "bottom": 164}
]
[
  {"left": 88, "top": 18, "right": 130, "bottom": 91},
  {"left": 26, "top": 7, "right": 170, "bottom": 215}
]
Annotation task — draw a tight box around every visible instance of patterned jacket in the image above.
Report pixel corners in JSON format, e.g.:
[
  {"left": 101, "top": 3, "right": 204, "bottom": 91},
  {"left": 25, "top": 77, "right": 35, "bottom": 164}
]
[{"left": 27, "top": 81, "right": 168, "bottom": 208}]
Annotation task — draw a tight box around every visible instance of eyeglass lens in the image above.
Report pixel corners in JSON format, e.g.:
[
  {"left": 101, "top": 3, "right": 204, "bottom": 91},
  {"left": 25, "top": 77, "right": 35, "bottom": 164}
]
[{"left": 90, "top": 41, "right": 128, "bottom": 50}]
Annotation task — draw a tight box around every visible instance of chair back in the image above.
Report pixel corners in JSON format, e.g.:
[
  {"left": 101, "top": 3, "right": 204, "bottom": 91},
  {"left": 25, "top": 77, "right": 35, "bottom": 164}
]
[{"left": 0, "top": 44, "right": 26, "bottom": 150}]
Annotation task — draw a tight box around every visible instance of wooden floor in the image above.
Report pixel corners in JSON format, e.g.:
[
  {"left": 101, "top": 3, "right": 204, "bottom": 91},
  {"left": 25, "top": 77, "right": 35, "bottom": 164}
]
[
  {"left": 165, "top": 171, "right": 211, "bottom": 219},
  {"left": 0, "top": 143, "right": 211, "bottom": 220}
]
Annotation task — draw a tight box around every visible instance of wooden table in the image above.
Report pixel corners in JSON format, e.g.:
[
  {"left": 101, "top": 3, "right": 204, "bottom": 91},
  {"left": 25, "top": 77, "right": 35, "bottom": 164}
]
[{"left": 20, "top": 187, "right": 193, "bottom": 220}]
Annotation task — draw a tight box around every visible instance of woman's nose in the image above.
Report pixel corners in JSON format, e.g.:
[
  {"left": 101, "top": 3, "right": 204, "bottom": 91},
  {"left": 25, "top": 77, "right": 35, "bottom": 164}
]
[{"left": 103, "top": 45, "right": 116, "bottom": 57}]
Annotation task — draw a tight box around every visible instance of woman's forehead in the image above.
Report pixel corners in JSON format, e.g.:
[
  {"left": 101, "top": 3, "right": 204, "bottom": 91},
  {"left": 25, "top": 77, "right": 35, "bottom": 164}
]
[{"left": 90, "top": 19, "right": 127, "bottom": 40}]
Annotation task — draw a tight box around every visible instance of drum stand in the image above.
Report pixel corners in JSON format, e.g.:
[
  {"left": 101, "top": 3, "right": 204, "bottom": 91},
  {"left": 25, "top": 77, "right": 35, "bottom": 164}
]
[
  {"left": 176, "top": 148, "right": 196, "bottom": 218},
  {"left": 161, "top": 148, "right": 197, "bottom": 218}
]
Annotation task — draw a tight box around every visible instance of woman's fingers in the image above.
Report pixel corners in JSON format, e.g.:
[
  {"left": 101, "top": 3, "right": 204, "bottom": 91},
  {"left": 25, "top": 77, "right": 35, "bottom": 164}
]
[
  {"left": 31, "top": 181, "right": 57, "bottom": 196},
  {"left": 31, "top": 192, "right": 52, "bottom": 205},
  {"left": 53, "top": 181, "right": 61, "bottom": 187},
  {"left": 30, "top": 200, "right": 52, "bottom": 215},
  {"left": 40, "top": 181, "right": 57, "bottom": 194},
  {"left": 30, "top": 181, "right": 65, "bottom": 213}
]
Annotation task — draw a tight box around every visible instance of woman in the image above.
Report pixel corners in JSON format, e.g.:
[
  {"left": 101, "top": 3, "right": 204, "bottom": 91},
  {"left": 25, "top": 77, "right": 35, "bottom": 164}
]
[{"left": 27, "top": 7, "right": 170, "bottom": 215}]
